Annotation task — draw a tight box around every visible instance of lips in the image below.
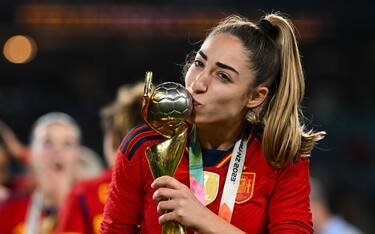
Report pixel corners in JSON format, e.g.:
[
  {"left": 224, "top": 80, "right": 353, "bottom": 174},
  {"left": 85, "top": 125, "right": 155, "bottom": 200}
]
[
  {"left": 192, "top": 97, "right": 202, "bottom": 106},
  {"left": 53, "top": 162, "right": 64, "bottom": 171}
]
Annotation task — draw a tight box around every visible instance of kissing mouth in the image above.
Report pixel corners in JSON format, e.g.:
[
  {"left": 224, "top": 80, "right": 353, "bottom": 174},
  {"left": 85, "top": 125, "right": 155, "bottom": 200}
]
[{"left": 192, "top": 97, "right": 202, "bottom": 106}]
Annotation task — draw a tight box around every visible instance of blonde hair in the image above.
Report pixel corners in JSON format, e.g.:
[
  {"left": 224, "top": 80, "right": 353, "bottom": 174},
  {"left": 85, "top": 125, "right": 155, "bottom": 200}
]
[
  {"left": 31, "top": 112, "right": 81, "bottom": 144},
  {"left": 100, "top": 82, "right": 144, "bottom": 150},
  {"left": 207, "top": 13, "right": 326, "bottom": 168}
]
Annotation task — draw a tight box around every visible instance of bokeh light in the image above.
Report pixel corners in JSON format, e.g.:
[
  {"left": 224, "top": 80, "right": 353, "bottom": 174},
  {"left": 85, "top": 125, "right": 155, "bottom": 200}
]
[{"left": 3, "top": 35, "right": 37, "bottom": 64}]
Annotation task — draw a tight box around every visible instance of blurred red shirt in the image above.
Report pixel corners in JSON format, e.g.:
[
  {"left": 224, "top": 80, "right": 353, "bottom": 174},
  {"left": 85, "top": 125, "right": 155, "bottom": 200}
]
[
  {"left": 0, "top": 191, "right": 58, "bottom": 234},
  {"left": 0, "top": 192, "right": 30, "bottom": 234},
  {"left": 101, "top": 125, "right": 313, "bottom": 234},
  {"left": 56, "top": 168, "right": 112, "bottom": 234}
]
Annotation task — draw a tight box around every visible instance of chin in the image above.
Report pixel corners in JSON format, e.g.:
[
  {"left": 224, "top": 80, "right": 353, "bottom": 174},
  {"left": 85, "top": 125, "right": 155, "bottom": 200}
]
[{"left": 186, "top": 111, "right": 198, "bottom": 124}]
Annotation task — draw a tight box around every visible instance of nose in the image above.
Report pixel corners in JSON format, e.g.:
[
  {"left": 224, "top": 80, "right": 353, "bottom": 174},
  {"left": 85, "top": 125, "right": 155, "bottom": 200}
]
[
  {"left": 190, "top": 70, "right": 210, "bottom": 94},
  {"left": 51, "top": 145, "right": 63, "bottom": 159}
]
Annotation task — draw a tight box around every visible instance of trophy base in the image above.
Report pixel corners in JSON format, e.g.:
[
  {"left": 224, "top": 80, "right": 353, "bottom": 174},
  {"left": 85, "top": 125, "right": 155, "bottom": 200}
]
[{"left": 162, "top": 221, "right": 186, "bottom": 234}]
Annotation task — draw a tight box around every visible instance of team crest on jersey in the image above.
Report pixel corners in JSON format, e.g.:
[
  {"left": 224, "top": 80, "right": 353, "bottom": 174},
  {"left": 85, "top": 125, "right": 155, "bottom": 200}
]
[
  {"left": 235, "top": 172, "right": 256, "bottom": 204},
  {"left": 98, "top": 183, "right": 110, "bottom": 204},
  {"left": 12, "top": 222, "right": 25, "bottom": 234},
  {"left": 203, "top": 171, "right": 219, "bottom": 205},
  {"left": 93, "top": 214, "right": 104, "bottom": 234}
]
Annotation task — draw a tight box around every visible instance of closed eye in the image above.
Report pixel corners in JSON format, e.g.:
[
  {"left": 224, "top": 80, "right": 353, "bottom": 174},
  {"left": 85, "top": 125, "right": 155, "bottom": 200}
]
[
  {"left": 217, "top": 72, "right": 232, "bottom": 82},
  {"left": 194, "top": 59, "right": 204, "bottom": 68}
]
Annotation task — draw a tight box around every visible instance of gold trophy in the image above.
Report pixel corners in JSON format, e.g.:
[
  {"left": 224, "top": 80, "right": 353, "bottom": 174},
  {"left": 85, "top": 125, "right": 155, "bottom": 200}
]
[{"left": 142, "top": 71, "right": 192, "bottom": 234}]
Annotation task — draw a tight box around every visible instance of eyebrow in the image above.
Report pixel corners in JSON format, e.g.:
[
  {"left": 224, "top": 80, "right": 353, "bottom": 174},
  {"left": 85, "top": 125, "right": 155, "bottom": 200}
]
[
  {"left": 198, "top": 51, "right": 239, "bottom": 75},
  {"left": 198, "top": 51, "right": 208, "bottom": 60}
]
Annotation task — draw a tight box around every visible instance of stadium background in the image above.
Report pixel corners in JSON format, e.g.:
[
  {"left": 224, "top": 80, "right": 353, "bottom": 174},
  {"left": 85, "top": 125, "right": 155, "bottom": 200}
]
[{"left": 1, "top": 0, "right": 374, "bottom": 232}]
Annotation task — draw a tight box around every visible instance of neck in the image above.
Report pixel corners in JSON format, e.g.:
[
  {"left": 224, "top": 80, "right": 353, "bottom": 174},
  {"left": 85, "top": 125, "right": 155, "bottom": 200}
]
[{"left": 196, "top": 120, "right": 245, "bottom": 150}]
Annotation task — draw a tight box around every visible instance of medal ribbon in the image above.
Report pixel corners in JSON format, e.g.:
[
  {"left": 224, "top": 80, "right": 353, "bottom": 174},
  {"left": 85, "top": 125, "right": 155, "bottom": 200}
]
[
  {"left": 188, "top": 125, "right": 249, "bottom": 223},
  {"left": 26, "top": 189, "right": 43, "bottom": 234},
  {"left": 218, "top": 133, "right": 248, "bottom": 223},
  {"left": 188, "top": 125, "right": 205, "bottom": 204}
]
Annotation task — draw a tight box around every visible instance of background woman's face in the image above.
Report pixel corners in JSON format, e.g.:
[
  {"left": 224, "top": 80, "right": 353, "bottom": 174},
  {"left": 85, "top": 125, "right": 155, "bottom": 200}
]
[
  {"left": 31, "top": 123, "right": 80, "bottom": 186},
  {"left": 185, "top": 33, "right": 255, "bottom": 126}
]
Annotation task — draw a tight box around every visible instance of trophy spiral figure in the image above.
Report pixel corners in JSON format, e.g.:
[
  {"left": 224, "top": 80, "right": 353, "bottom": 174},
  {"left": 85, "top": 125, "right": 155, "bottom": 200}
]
[{"left": 143, "top": 71, "right": 192, "bottom": 234}]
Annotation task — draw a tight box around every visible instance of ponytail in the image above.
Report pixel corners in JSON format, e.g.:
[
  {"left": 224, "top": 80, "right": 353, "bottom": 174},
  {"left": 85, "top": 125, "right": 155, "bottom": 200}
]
[
  {"left": 192, "top": 13, "right": 325, "bottom": 168},
  {"left": 262, "top": 14, "right": 325, "bottom": 168}
]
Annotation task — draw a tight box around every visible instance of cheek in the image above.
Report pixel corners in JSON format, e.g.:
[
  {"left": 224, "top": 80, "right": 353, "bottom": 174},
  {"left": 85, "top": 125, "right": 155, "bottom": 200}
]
[
  {"left": 31, "top": 154, "right": 50, "bottom": 172},
  {"left": 64, "top": 150, "right": 80, "bottom": 164},
  {"left": 216, "top": 92, "right": 249, "bottom": 114},
  {"left": 32, "top": 147, "right": 47, "bottom": 162}
]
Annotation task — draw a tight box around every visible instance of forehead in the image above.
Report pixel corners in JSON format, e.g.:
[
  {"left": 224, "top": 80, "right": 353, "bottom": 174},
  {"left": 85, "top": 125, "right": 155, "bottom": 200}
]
[
  {"left": 34, "top": 123, "right": 78, "bottom": 141},
  {"left": 200, "top": 33, "right": 249, "bottom": 66}
]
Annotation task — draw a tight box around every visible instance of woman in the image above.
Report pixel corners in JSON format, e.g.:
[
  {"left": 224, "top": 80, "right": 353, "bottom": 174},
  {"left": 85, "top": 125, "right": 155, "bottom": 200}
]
[
  {"left": 0, "top": 112, "right": 82, "bottom": 234},
  {"left": 101, "top": 13, "right": 325, "bottom": 234},
  {"left": 56, "top": 83, "right": 144, "bottom": 234}
]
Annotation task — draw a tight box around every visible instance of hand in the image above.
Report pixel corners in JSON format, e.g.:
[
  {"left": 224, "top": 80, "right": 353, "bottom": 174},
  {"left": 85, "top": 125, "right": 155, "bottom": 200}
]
[
  {"left": 151, "top": 176, "right": 246, "bottom": 234},
  {"left": 151, "top": 176, "right": 209, "bottom": 231}
]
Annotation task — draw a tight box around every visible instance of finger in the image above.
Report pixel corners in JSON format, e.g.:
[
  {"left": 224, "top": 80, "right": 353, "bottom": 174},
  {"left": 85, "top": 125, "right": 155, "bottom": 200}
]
[
  {"left": 158, "top": 210, "right": 181, "bottom": 224},
  {"left": 151, "top": 176, "right": 185, "bottom": 190},
  {"left": 156, "top": 199, "right": 177, "bottom": 215},
  {"left": 152, "top": 187, "right": 179, "bottom": 202}
]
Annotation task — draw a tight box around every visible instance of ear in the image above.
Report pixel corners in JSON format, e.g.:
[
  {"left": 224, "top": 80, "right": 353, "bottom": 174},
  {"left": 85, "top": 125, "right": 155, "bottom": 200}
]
[{"left": 246, "top": 86, "right": 269, "bottom": 108}]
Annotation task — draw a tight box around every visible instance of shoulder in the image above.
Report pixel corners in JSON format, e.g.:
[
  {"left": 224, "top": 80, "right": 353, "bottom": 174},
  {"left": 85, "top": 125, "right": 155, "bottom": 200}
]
[
  {"left": 244, "top": 136, "right": 310, "bottom": 183},
  {"left": 0, "top": 191, "right": 30, "bottom": 209},
  {"left": 248, "top": 134, "right": 310, "bottom": 171},
  {"left": 244, "top": 136, "right": 269, "bottom": 169},
  {"left": 82, "top": 169, "right": 112, "bottom": 187},
  {"left": 0, "top": 191, "right": 30, "bottom": 225},
  {"left": 71, "top": 169, "right": 112, "bottom": 195},
  {"left": 118, "top": 124, "right": 163, "bottom": 161}
]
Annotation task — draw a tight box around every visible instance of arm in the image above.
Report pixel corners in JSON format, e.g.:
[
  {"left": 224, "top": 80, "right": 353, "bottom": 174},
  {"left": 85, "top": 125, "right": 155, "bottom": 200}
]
[
  {"left": 152, "top": 176, "right": 246, "bottom": 234},
  {"left": 268, "top": 157, "right": 313, "bottom": 234},
  {"left": 100, "top": 139, "right": 144, "bottom": 233},
  {"left": 0, "top": 120, "right": 29, "bottom": 163}
]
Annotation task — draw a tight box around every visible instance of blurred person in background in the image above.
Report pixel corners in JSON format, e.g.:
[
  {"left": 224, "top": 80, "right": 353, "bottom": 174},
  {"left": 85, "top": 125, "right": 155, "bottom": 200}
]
[
  {"left": 310, "top": 177, "right": 363, "bottom": 234},
  {"left": 0, "top": 141, "right": 11, "bottom": 202},
  {"left": 0, "top": 120, "right": 34, "bottom": 195},
  {"left": 0, "top": 112, "right": 82, "bottom": 234},
  {"left": 0, "top": 120, "right": 30, "bottom": 165},
  {"left": 0, "top": 119, "right": 103, "bottom": 194},
  {"left": 78, "top": 145, "right": 104, "bottom": 181},
  {"left": 56, "top": 82, "right": 144, "bottom": 234}
]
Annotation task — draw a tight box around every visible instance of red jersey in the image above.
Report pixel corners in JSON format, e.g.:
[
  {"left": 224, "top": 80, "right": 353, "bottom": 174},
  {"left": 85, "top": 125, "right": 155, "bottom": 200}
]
[
  {"left": 0, "top": 191, "right": 58, "bottom": 234},
  {"left": 101, "top": 125, "right": 312, "bottom": 234},
  {"left": 56, "top": 169, "right": 113, "bottom": 234},
  {"left": 0, "top": 192, "right": 30, "bottom": 234}
]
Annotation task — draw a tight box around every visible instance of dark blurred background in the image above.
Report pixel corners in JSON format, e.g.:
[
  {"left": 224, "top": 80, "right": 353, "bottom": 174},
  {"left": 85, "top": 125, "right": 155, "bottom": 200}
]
[{"left": 1, "top": 0, "right": 374, "bottom": 232}]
